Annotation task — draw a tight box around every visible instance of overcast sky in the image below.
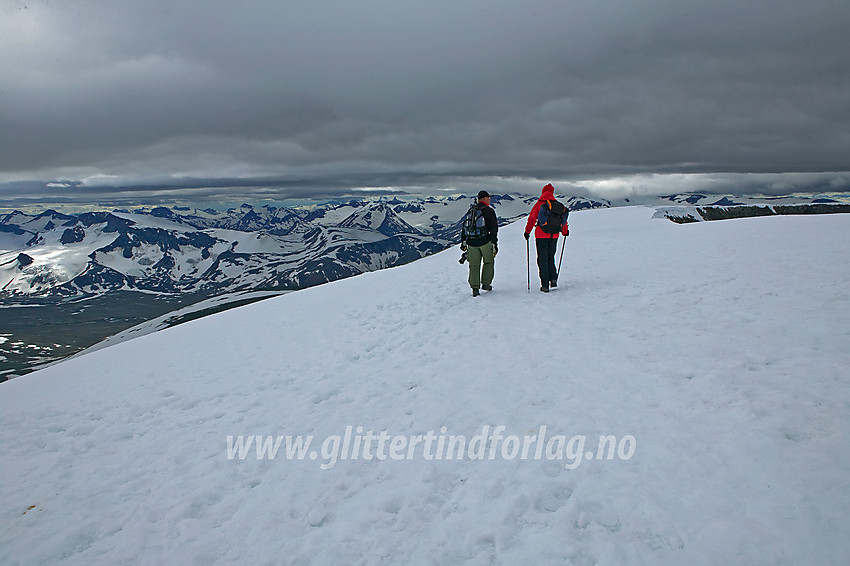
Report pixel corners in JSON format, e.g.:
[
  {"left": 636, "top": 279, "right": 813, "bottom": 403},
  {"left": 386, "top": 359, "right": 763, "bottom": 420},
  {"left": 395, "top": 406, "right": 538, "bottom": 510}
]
[{"left": 1, "top": 0, "right": 848, "bottom": 207}]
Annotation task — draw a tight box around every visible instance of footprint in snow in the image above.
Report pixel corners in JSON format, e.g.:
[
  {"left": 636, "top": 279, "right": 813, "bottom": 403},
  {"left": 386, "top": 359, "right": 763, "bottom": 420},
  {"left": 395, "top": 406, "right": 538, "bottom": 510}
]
[
  {"left": 535, "top": 486, "right": 574, "bottom": 514},
  {"left": 307, "top": 507, "right": 327, "bottom": 527}
]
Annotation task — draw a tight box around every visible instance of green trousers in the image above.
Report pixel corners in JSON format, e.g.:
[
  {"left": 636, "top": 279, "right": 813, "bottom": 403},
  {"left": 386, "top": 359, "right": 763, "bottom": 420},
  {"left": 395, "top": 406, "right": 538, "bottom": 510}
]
[{"left": 467, "top": 242, "right": 495, "bottom": 289}]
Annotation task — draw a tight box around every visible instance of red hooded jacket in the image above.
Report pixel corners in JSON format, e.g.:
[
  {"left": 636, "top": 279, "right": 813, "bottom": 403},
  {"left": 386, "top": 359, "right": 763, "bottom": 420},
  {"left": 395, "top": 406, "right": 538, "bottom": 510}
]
[{"left": 525, "top": 184, "right": 569, "bottom": 239}]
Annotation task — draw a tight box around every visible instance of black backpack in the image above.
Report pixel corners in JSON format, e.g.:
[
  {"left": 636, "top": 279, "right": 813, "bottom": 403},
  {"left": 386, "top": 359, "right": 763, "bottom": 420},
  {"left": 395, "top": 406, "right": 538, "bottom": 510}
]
[
  {"left": 537, "top": 200, "right": 568, "bottom": 234},
  {"left": 462, "top": 204, "right": 487, "bottom": 240}
]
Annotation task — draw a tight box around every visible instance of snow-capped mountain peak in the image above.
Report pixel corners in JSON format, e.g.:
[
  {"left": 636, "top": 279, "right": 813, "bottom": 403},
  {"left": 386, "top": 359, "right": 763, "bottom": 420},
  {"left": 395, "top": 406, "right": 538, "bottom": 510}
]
[{"left": 337, "top": 202, "right": 421, "bottom": 236}]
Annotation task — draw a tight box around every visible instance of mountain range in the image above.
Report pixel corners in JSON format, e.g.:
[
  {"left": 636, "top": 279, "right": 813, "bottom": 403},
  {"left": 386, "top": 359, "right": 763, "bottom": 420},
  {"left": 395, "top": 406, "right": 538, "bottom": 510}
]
[{"left": 1, "top": 195, "right": 608, "bottom": 299}]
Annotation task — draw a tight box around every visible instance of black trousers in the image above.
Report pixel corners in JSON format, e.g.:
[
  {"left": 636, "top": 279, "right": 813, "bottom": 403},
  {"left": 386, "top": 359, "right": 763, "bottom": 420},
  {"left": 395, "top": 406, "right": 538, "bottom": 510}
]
[{"left": 536, "top": 237, "right": 559, "bottom": 287}]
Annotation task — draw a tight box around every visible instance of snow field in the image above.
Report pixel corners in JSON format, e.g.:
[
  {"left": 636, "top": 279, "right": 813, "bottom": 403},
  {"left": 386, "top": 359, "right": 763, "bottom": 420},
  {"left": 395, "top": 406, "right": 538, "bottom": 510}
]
[
  {"left": 1, "top": 206, "right": 849, "bottom": 565},
  {"left": 0, "top": 227, "right": 118, "bottom": 293}
]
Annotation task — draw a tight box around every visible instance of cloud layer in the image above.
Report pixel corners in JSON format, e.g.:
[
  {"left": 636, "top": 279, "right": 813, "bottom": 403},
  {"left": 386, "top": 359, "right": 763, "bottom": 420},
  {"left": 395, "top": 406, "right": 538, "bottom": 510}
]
[{"left": 1, "top": 0, "right": 848, "bottom": 204}]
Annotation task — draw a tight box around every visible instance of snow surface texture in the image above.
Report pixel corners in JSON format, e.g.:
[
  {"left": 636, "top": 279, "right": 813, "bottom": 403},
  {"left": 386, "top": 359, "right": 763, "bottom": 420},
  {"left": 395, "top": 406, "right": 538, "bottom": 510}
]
[{"left": 2, "top": 207, "right": 849, "bottom": 565}]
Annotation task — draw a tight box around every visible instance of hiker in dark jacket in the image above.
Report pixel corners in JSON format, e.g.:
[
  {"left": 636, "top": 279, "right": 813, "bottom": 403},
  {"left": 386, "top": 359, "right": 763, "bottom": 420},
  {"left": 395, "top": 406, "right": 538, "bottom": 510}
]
[
  {"left": 524, "top": 183, "right": 569, "bottom": 292},
  {"left": 461, "top": 190, "right": 499, "bottom": 297}
]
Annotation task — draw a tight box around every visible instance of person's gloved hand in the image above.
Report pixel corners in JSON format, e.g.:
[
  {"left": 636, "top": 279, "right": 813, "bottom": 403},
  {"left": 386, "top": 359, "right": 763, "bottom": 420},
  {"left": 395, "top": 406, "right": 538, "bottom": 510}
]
[
  {"left": 460, "top": 243, "right": 467, "bottom": 251},
  {"left": 524, "top": 232, "right": 530, "bottom": 241},
  {"left": 493, "top": 243, "right": 498, "bottom": 256},
  {"left": 565, "top": 229, "right": 570, "bottom": 237}
]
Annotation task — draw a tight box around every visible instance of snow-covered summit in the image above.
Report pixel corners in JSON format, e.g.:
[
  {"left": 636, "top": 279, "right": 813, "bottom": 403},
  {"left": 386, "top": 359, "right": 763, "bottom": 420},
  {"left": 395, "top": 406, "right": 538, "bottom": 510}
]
[
  {"left": 337, "top": 202, "right": 422, "bottom": 236},
  {"left": 2, "top": 207, "right": 849, "bottom": 564}
]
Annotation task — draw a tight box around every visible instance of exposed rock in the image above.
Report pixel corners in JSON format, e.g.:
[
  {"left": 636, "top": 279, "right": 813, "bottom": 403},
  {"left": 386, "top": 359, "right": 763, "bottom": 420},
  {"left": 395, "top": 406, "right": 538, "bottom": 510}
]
[
  {"left": 16, "top": 253, "right": 34, "bottom": 268},
  {"left": 697, "top": 206, "right": 775, "bottom": 221},
  {"left": 60, "top": 225, "right": 86, "bottom": 244}
]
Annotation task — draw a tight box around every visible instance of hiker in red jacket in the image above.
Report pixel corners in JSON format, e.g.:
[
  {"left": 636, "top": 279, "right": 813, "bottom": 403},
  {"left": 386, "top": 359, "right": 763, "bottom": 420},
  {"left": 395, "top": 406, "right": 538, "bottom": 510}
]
[{"left": 524, "top": 184, "right": 569, "bottom": 292}]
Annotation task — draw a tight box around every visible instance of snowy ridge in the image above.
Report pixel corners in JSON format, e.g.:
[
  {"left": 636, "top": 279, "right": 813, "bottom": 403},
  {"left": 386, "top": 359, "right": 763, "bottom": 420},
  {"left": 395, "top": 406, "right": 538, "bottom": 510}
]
[
  {"left": 620, "top": 192, "right": 850, "bottom": 208},
  {"left": 2, "top": 207, "right": 849, "bottom": 564},
  {"left": 653, "top": 202, "right": 850, "bottom": 223},
  {"left": 74, "top": 290, "right": 291, "bottom": 358},
  {"left": 337, "top": 203, "right": 421, "bottom": 236}
]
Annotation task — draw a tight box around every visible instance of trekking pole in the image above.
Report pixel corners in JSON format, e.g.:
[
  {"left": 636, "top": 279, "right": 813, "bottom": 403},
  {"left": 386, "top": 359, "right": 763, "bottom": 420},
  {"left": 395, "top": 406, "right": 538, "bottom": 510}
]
[
  {"left": 557, "top": 234, "right": 566, "bottom": 279},
  {"left": 526, "top": 237, "right": 530, "bottom": 292}
]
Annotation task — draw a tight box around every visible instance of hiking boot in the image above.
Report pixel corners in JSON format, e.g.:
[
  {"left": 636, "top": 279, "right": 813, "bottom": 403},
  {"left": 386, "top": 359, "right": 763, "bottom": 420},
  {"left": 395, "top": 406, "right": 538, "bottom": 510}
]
[
  {"left": 540, "top": 286, "right": 550, "bottom": 293},
  {"left": 550, "top": 280, "right": 558, "bottom": 288},
  {"left": 472, "top": 288, "right": 480, "bottom": 297},
  {"left": 482, "top": 284, "right": 492, "bottom": 291}
]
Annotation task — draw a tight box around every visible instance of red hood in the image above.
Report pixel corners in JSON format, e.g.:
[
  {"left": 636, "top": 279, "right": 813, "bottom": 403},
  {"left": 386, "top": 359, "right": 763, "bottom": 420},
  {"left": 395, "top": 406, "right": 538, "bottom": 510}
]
[{"left": 540, "top": 184, "right": 555, "bottom": 200}]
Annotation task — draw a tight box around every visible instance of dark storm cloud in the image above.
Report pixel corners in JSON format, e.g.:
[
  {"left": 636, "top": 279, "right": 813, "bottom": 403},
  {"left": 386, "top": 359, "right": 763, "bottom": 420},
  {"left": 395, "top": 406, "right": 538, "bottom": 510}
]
[{"left": 1, "top": 0, "right": 848, "bottom": 204}]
